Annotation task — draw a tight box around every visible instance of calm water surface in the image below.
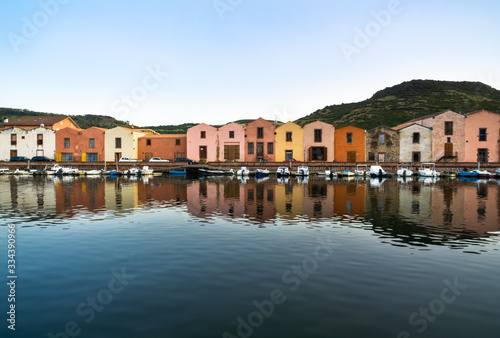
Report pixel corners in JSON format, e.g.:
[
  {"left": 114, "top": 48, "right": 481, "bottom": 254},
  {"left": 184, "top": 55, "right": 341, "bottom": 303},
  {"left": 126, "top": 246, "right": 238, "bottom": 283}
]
[{"left": 0, "top": 175, "right": 499, "bottom": 338}]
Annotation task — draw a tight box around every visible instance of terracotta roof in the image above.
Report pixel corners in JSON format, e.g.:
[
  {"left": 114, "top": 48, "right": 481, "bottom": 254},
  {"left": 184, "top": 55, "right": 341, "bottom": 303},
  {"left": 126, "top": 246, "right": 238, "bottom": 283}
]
[
  {"left": 393, "top": 122, "right": 431, "bottom": 131},
  {"left": 139, "top": 134, "right": 186, "bottom": 138},
  {"left": 3, "top": 116, "right": 77, "bottom": 127}
]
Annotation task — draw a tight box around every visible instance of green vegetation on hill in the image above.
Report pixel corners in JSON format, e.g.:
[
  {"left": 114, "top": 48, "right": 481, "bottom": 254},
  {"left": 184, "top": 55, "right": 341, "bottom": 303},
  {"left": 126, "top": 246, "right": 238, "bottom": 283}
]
[{"left": 295, "top": 80, "right": 500, "bottom": 130}]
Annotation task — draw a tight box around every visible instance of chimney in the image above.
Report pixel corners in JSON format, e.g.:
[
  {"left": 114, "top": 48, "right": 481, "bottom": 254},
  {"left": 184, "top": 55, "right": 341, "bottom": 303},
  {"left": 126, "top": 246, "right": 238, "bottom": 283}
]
[{"left": 3, "top": 117, "right": 8, "bottom": 123}]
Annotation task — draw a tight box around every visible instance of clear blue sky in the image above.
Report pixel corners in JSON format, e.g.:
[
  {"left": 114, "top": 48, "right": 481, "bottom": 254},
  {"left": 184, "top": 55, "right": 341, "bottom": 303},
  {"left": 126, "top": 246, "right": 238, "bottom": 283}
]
[{"left": 1, "top": 0, "right": 499, "bottom": 126}]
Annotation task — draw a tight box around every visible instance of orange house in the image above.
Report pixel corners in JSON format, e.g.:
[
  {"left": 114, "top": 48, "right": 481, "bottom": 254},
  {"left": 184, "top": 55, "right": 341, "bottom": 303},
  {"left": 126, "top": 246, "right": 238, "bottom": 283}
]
[
  {"left": 138, "top": 134, "right": 187, "bottom": 161},
  {"left": 245, "top": 118, "right": 276, "bottom": 162},
  {"left": 3, "top": 116, "right": 79, "bottom": 131},
  {"left": 55, "top": 127, "right": 106, "bottom": 162},
  {"left": 334, "top": 126, "right": 366, "bottom": 162}
]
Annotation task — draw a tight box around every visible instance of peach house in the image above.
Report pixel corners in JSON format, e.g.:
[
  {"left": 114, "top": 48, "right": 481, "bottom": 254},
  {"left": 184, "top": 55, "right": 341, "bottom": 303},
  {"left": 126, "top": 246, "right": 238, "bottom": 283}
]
[
  {"left": 245, "top": 118, "right": 276, "bottom": 162},
  {"left": 275, "top": 122, "right": 304, "bottom": 162},
  {"left": 187, "top": 123, "right": 218, "bottom": 162},
  {"left": 138, "top": 134, "right": 187, "bottom": 162},
  {"left": 303, "top": 121, "right": 334, "bottom": 161},
  {"left": 334, "top": 126, "right": 365, "bottom": 162},
  {"left": 56, "top": 127, "right": 106, "bottom": 162},
  {"left": 464, "top": 110, "right": 500, "bottom": 163},
  {"left": 218, "top": 122, "right": 245, "bottom": 161}
]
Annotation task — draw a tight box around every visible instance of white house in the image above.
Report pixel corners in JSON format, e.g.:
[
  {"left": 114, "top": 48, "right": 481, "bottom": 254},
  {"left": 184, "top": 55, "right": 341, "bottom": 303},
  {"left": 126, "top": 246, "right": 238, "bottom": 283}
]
[{"left": 0, "top": 126, "right": 56, "bottom": 161}]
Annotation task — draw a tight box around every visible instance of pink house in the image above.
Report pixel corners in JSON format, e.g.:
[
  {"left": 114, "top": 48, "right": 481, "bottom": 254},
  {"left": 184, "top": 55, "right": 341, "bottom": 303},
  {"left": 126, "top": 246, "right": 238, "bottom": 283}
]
[
  {"left": 245, "top": 118, "right": 276, "bottom": 162},
  {"left": 218, "top": 122, "right": 245, "bottom": 161},
  {"left": 187, "top": 123, "right": 218, "bottom": 162},
  {"left": 464, "top": 110, "right": 500, "bottom": 163},
  {"left": 303, "top": 121, "right": 335, "bottom": 161}
]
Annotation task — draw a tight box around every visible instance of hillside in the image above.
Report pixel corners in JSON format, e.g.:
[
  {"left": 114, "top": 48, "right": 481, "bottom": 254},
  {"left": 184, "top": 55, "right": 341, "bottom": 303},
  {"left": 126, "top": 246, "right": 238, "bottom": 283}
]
[{"left": 295, "top": 80, "right": 500, "bottom": 129}]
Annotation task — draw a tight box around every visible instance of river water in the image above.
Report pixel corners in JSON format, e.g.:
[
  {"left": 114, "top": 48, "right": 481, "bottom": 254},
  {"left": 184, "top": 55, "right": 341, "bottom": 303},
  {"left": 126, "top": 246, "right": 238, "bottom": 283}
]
[{"left": 0, "top": 175, "right": 499, "bottom": 338}]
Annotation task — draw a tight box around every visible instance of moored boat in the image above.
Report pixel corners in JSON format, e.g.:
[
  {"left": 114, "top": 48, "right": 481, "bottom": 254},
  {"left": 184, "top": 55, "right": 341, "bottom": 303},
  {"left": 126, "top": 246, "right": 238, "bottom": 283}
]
[
  {"left": 199, "top": 168, "right": 234, "bottom": 176},
  {"left": 236, "top": 167, "right": 250, "bottom": 176},
  {"left": 355, "top": 165, "right": 368, "bottom": 176},
  {"left": 295, "top": 166, "right": 309, "bottom": 176},
  {"left": 369, "top": 165, "right": 387, "bottom": 177},
  {"left": 254, "top": 169, "right": 270, "bottom": 178},
  {"left": 276, "top": 166, "right": 291, "bottom": 177},
  {"left": 340, "top": 170, "right": 355, "bottom": 177},
  {"left": 418, "top": 163, "right": 439, "bottom": 177}
]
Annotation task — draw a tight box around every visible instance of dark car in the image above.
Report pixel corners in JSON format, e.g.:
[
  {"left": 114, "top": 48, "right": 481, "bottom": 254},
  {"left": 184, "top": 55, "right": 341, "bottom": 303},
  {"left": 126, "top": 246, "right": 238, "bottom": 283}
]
[
  {"left": 175, "top": 157, "right": 196, "bottom": 164},
  {"left": 283, "top": 158, "right": 299, "bottom": 162},
  {"left": 10, "top": 156, "right": 30, "bottom": 162},
  {"left": 31, "top": 156, "right": 54, "bottom": 162}
]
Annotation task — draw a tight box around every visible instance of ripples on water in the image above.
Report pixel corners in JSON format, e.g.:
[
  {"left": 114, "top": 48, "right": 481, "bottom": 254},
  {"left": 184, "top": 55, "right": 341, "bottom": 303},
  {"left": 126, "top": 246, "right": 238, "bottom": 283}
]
[{"left": 0, "top": 175, "right": 499, "bottom": 337}]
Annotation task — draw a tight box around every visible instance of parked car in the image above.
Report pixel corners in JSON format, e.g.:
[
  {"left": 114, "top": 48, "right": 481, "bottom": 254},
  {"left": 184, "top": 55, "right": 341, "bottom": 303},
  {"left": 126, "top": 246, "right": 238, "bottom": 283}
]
[
  {"left": 283, "top": 158, "right": 299, "bottom": 162},
  {"left": 31, "top": 156, "right": 55, "bottom": 162},
  {"left": 118, "top": 157, "right": 139, "bottom": 163},
  {"left": 175, "top": 157, "right": 196, "bottom": 164},
  {"left": 149, "top": 157, "right": 170, "bottom": 163},
  {"left": 10, "top": 156, "right": 30, "bottom": 162}
]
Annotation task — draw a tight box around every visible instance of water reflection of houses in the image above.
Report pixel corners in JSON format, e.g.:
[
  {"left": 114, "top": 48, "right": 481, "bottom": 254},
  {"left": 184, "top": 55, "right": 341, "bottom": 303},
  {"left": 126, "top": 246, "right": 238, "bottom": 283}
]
[
  {"left": 333, "top": 179, "right": 366, "bottom": 216},
  {"left": 55, "top": 177, "right": 106, "bottom": 217}
]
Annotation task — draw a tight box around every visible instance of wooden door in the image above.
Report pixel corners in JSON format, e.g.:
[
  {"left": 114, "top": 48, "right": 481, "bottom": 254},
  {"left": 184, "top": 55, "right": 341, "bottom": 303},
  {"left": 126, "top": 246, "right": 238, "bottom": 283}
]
[
  {"left": 445, "top": 143, "right": 453, "bottom": 157},
  {"left": 257, "top": 143, "right": 264, "bottom": 157},
  {"left": 347, "top": 151, "right": 356, "bottom": 162},
  {"left": 199, "top": 146, "right": 207, "bottom": 159},
  {"left": 145, "top": 153, "right": 152, "bottom": 162},
  {"left": 10, "top": 150, "right": 17, "bottom": 158}
]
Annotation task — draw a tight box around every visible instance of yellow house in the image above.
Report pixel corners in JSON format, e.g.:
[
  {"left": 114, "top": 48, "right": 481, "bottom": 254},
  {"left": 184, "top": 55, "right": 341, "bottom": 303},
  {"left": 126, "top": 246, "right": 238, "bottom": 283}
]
[
  {"left": 104, "top": 127, "right": 147, "bottom": 162},
  {"left": 275, "top": 122, "right": 304, "bottom": 161}
]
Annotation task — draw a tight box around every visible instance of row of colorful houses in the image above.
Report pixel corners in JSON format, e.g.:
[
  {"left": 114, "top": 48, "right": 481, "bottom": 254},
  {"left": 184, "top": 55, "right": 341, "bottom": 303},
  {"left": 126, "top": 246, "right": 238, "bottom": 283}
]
[{"left": 1, "top": 109, "right": 499, "bottom": 163}]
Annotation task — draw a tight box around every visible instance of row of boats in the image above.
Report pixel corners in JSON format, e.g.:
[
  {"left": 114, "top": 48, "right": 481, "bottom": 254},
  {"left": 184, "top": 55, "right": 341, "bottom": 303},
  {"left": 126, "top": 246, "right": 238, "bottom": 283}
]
[
  {"left": 0, "top": 164, "right": 158, "bottom": 176},
  {"left": 200, "top": 163, "right": 500, "bottom": 179}
]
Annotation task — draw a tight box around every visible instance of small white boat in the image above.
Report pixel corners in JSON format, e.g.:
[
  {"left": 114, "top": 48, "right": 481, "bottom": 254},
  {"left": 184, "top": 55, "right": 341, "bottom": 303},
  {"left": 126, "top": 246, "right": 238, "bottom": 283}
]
[
  {"left": 124, "top": 167, "right": 141, "bottom": 176},
  {"left": 86, "top": 169, "right": 103, "bottom": 176},
  {"left": 276, "top": 166, "right": 291, "bottom": 177},
  {"left": 340, "top": 170, "right": 355, "bottom": 177},
  {"left": 325, "top": 170, "right": 338, "bottom": 177},
  {"left": 355, "top": 165, "right": 368, "bottom": 176},
  {"left": 13, "top": 168, "right": 33, "bottom": 175},
  {"left": 0, "top": 168, "right": 10, "bottom": 174},
  {"left": 295, "top": 166, "right": 309, "bottom": 176},
  {"left": 418, "top": 163, "right": 440, "bottom": 177},
  {"left": 397, "top": 166, "right": 413, "bottom": 177},
  {"left": 140, "top": 166, "right": 154, "bottom": 175},
  {"left": 236, "top": 166, "right": 250, "bottom": 176},
  {"left": 369, "top": 165, "right": 387, "bottom": 177}
]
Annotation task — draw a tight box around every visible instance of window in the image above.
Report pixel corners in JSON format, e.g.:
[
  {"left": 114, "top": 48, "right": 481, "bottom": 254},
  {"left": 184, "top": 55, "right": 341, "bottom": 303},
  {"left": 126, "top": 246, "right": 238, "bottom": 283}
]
[
  {"left": 286, "top": 132, "right": 292, "bottom": 142},
  {"left": 257, "top": 127, "right": 264, "bottom": 139},
  {"left": 346, "top": 132, "right": 353, "bottom": 144},
  {"left": 412, "top": 132, "right": 420, "bottom": 144},
  {"left": 368, "top": 152, "right": 375, "bottom": 161},
  {"left": 11, "top": 134, "right": 16, "bottom": 146},
  {"left": 379, "top": 133, "right": 385, "bottom": 144},
  {"left": 176, "top": 139, "right": 181, "bottom": 146},
  {"left": 285, "top": 150, "right": 293, "bottom": 160},
  {"left": 200, "top": 131, "right": 206, "bottom": 139},
  {"left": 229, "top": 131, "right": 234, "bottom": 139},
  {"left": 267, "top": 142, "right": 274, "bottom": 154},
  {"left": 37, "top": 134, "right": 43, "bottom": 146},
  {"left": 89, "top": 138, "right": 95, "bottom": 148},
  {"left": 479, "top": 128, "right": 487, "bottom": 141},
  {"left": 64, "top": 138, "right": 70, "bottom": 148},
  {"left": 87, "top": 153, "right": 98, "bottom": 162},
  {"left": 115, "top": 137, "right": 121, "bottom": 149},
  {"left": 146, "top": 139, "right": 151, "bottom": 146},
  {"left": 445, "top": 121, "right": 453, "bottom": 135},
  {"left": 412, "top": 151, "right": 421, "bottom": 162},
  {"left": 248, "top": 142, "right": 254, "bottom": 154},
  {"left": 61, "top": 153, "right": 73, "bottom": 162},
  {"left": 314, "top": 129, "right": 322, "bottom": 143}
]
